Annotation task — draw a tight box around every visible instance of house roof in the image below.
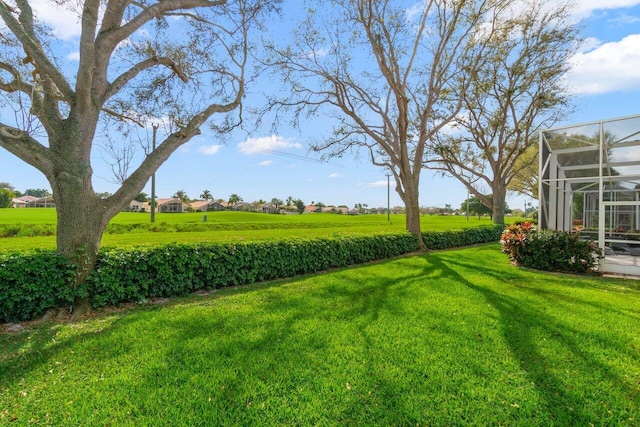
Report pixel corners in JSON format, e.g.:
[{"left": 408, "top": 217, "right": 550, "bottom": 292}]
[
  {"left": 156, "top": 198, "right": 183, "bottom": 206},
  {"left": 31, "top": 196, "right": 54, "bottom": 204},
  {"left": 190, "top": 200, "right": 212, "bottom": 210}
]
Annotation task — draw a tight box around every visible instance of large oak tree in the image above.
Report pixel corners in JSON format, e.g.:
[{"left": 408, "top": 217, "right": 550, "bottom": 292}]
[
  {"left": 267, "top": 0, "right": 499, "bottom": 248},
  {"left": 0, "top": 0, "right": 273, "bottom": 309},
  {"left": 427, "top": 0, "right": 578, "bottom": 224}
]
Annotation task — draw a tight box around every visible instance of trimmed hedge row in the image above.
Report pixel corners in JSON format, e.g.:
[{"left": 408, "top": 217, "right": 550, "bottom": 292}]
[
  {"left": 423, "top": 225, "right": 503, "bottom": 249},
  {"left": 88, "top": 234, "right": 419, "bottom": 308},
  {"left": 1, "top": 220, "right": 363, "bottom": 238},
  {"left": 0, "top": 251, "right": 76, "bottom": 322},
  {"left": 1, "top": 226, "right": 503, "bottom": 323}
]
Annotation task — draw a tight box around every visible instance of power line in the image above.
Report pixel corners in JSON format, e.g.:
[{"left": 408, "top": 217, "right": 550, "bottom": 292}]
[{"left": 262, "top": 149, "right": 346, "bottom": 168}]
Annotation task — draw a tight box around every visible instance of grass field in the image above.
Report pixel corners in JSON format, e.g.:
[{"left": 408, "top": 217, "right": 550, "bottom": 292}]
[
  {"left": 1, "top": 244, "right": 638, "bottom": 425},
  {"left": 0, "top": 209, "right": 500, "bottom": 252}
]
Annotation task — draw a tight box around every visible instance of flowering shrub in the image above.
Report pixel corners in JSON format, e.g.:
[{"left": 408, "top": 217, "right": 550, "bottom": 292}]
[
  {"left": 572, "top": 219, "right": 584, "bottom": 232},
  {"left": 501, "top": 222, "right": 602, "bottom": 274},
  {"left": 500, "top": 221, "right": 536, "bottom": 263}
]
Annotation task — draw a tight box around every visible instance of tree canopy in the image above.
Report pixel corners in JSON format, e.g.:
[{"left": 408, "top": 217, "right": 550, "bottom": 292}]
[
  {"left": 0, "top": 0, "right": 276, "bottom": 306},
  {"left": 267, "top": 0, "right": 498, "bottom": 248},
  {"left": 427, "top": 0, "right": 578, "bottom": 224}
]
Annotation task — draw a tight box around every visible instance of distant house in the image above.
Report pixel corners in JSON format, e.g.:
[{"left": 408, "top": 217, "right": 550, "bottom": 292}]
[
  {"left": 262, "top": 203, "right": 280, "bottom": 214},
  {"left": 189, "top": 200, "right": 226, "bottom": 212},
  {"left": 231, "top": 202, "right": 255, "bottom": 212},
  {"left": 12, "top": 195, "right": 37, "bottom": 208},
  {"left": 190, "top": 201, "right": 210, "bottom": 212},
  {"left": 156, "top": 198, "right": 188, "bottom": 213},
  {"left": 336, "top": 206, "right": 350, "bottom": 214},
  {"left": 12, "top": 198, "right": 27, "bottom": 208},
  {"left": 304, "top": 205, "right": 322, "bottom": 213},
  {"left": 26, "top": 196, "right": 55, "bottom": 208},
  {"left": 124, "top": 200, "right": 147, "bottom": 212},
  {"left": 208, "top": 202, "right": 226, "bottom": 211},
  {"left": 282, "top": 205, "right": 299, "bottom": 215}
]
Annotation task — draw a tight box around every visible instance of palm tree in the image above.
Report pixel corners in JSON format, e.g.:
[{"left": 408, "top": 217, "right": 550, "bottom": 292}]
[
  {"left": 286, "top": 196, "right": 294, "bottom": 206},
  {"left": 173, "top": 190, "right": 189, "bottom": 203},
  {"left": 134, "top": 192, "right": 149, "bottom": 203},
  {"left": 228, "top": 193, "right": 242, "bottom": 205},
  {"left": 271, "top": 197, "right": 283, "bottom": 209},
  {"left": 200, "top": 189, "right": 212, "bottom": 201}
]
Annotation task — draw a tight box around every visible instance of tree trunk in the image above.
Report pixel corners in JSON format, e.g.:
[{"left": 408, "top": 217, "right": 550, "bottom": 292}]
[
  {"left": 55, "top": 186, "right": 107, "bottom": 316},
  {"left": 50, "top": 133, "right": 109, "bottom": 315},
  {"left": 492, "top": 182, "right": 507, "bottom": 225},
  {"left": 400, "top": 177, "right": 426, "bottom": 251}
]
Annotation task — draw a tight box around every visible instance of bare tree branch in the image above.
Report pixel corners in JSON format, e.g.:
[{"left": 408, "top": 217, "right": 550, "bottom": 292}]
[{"left": 426, "top": 0, "right": 579, "bottom": 224}]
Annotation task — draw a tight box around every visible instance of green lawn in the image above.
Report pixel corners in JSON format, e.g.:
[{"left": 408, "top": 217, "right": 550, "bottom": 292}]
[
  {"left": 2, "top": 245, "right": 638, "bottom": 425},
  {"left": 0, "top": 210, "right": 500, "bottom": 252},
  {"left": 0, "top": 208, "right": 498, "bottom": 228}
]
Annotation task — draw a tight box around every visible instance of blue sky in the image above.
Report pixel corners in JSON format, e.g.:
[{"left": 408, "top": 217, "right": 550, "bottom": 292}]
[{"left": 2, "top": 0, "right": 640, "bottom": 210}]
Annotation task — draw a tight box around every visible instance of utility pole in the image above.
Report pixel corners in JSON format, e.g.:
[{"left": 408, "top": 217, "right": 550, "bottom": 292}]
[
  {"left": 463, "top": 174, "right": 470, "bottom": 221},
  {"left": 150, "top": 124, "right": 158, "bottom": 223},
  {"left": 386, "top": 172, "right": 392, "bottom": 223}
]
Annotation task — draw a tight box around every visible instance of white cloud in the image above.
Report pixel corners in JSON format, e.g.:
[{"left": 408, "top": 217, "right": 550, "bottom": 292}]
[
  {"left": 237, "top": 135, "right": 301, "bottom": 155},
  {"left": 360, "top": 180, "right": 388, "bottom": 188},
  {"left": 481, "top": 0, "right": 640, "bottom": 26},
  {"left": 31, "top": 0, "right": 82, "bottom": 39},
  {"left": 198, "top": 145, "right": 221, "bottom": 155},
  {"left": 303, "top": 48, "right": 329, "bottom": 59},
  {"left": 66, "top": 51, "right": 80, "bottom": 62},
  {"left": 329, "top": 173, "right": 342, "bottom": 178},
  {"left": 608, "top": 12, "right": 640, "bottom": 24},
  {"left": 579, "top": 37, "right": 603, "bottom": 53},
  {"left": 566, "top": 34, "right": 640, "bottom": 94},
  {"left": 258, "top": 160, "right": 273, "bottom": 166},
  {"left": 573, "top": 0, "right": 640, "bottom": 19}
]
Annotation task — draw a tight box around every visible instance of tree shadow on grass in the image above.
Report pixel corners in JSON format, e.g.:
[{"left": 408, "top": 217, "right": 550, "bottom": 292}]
[
  {"left": 426, "top": 250, "right": 640, "bottom": 425},
  {"left": 3, "top": 250, "right": 638, "bottom": 425},
  {"left": 95, "top": 260, "right": 437, "bottom": 425},
  {"left": 1, "top": 259, "right": 433, "bottom": 425}
]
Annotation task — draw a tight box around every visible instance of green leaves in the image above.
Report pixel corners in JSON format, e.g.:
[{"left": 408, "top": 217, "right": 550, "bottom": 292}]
[
  {"left": 423, "top": 225, "right": 503, "bottom": 250},
  {"left": 87, "top": 235, "right": 421, "bottom": 309},
  {"left": 0, "top": 251, "right": 76, "bottom": 322},
  {"left": 501, "top": 223, "right": 602, "bottom": 274}
]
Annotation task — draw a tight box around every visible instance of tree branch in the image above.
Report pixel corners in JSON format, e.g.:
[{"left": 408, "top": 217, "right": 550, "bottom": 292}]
[
  {"left": 102, "top": 56, "right": 190, "bottom": 103},
  {"left": 0, "top": 0, "right": 74, "bottom": 101},
  {"left": 0, "top": 122, "right": 53, "bottom": 176}
]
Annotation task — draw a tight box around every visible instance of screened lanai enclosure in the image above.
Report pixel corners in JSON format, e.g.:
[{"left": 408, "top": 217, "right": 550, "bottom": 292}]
[{"left": 540, "top": 114, "right": 640, "bottom": 275}]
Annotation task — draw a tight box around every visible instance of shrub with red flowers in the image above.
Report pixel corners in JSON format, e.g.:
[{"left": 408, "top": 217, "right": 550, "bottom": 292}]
[
  {"left": 501, "top": 221, "right": 536, "bottom": 263},
  {"left": 501, "top": 222, "right": 602, "bottom": 274}
]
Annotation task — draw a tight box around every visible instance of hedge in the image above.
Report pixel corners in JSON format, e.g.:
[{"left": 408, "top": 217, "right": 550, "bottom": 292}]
[
  {"left": 1, "top": 226, "right": 503, "bottom": 323},
  {"left": 87, "top": 234, "right": 419, "bottom": 308},
  {"left": 423, "top": 225, "right": 503, "bottom": 249},
  {"left": 0, "top": 251, "right": 77, "bottom": 322}
]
